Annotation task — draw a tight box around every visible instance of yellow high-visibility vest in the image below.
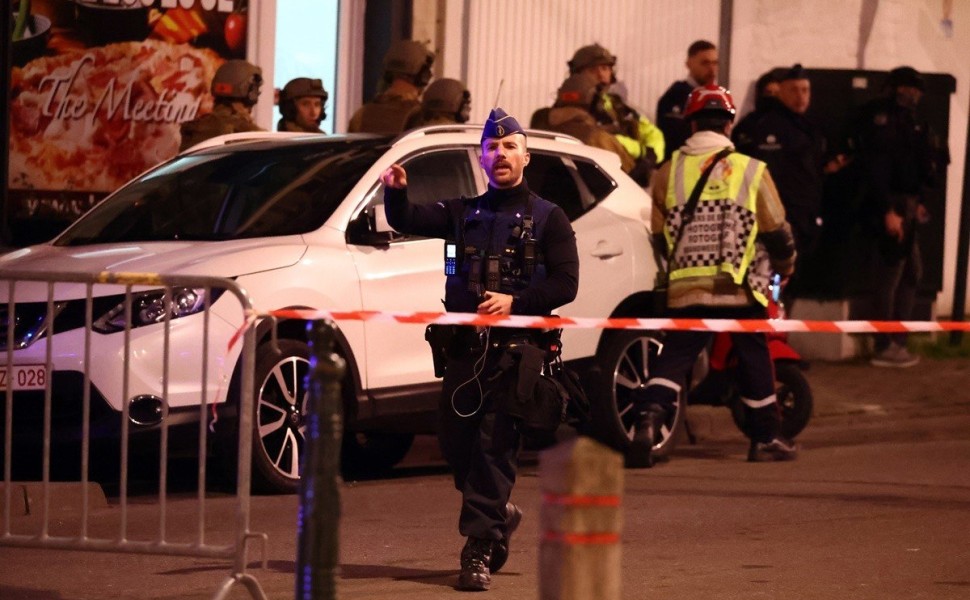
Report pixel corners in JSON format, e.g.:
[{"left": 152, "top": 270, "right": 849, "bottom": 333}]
[{"left": 664, "top": 149, "right": 770, "bottom": 306}]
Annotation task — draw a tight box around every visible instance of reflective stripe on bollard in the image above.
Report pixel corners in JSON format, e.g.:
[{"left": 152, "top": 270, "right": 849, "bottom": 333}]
[{"left": 539, "top": 436, "right": 623, "bottom": 600}]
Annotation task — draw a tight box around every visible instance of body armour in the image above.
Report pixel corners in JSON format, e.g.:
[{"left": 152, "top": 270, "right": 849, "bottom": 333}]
[
  {"left": 664, "top": 149, "right": 773, "bottom": 306},
  {"left": 442, "top": 193, "right": 555, "bottom": 313},
  {"left": 179, "top": 103, "right": 262, "bottom": 151},
  {"left": 348, "top": 91, "right": 421, "bottom": 134},
  {"left": 384, "top": 182, "right": 578, "bottom": 316},
  {"left": 277, "top": 118, "right": 323, "bottom": 133}
]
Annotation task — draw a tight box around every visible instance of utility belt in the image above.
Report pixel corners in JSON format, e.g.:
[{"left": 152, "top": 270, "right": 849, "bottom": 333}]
[
  {"left": 424, "top": 325, "right": 590, "bottom": 434},
  {"left": 424, "top": 325, "right": 546, "bottom": 372}
]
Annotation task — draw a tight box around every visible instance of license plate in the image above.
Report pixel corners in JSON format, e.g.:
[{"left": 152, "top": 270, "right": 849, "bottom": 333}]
[{"left": 0, "top": 365, "right": 49, "bottom": 391}]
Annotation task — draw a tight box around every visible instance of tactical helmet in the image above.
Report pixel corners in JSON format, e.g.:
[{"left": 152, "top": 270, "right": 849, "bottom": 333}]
[
  {"left": 683, "top": 84, "right": 736, "bottom": 121},
  {"left": 567, "top": 43, "right": 616, "bottom": 74},
  {"left": 554, "top": 73, "right": 601, "bottom": 109},
  {"left": 280, "top": 78, "right": 328, "bottom": 122},
  {"left": 382, "top": 40, "right": 435, "bottom": 88},
  {"left": 211, "top": 59, "right": 263, "bottom": 106},
  {"left": 887, "top": 66, "right": 925, "bottom": 91},
  {"left": 421, "top": 78, "right": 471, "bottom": 123}
]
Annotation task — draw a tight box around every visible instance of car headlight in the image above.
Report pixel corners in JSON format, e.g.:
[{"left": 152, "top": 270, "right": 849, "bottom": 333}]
[{"left": 92, "top": 287, "right": 224, "bottom": 333}]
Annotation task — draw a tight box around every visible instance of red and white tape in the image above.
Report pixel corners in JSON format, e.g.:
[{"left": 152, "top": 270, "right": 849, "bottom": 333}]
[{"left": 256, "top": 308, "right": 970, "bottom": 334}]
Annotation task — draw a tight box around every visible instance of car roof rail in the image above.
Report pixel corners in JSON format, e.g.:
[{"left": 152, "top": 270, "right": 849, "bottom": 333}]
[
  {"left": 392, "top": 125, "right": 583, "bottom": 146},
  {"left": 180, "top": 131, "right": 315, "bottom": 153}
]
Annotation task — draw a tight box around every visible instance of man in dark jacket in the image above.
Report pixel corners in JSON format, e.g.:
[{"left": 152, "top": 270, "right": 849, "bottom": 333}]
[
  {"left": 656, "top": 40, "right": 718, "bottom": 160},
  {"left": 381, "top": 108, "right": 579, "bottom": 591},
  {"left": 733, "top": 64, "right": 843, "bottom": 301},
  {"left": 853, "top": 66, "right": 944, "bottom": 367}
]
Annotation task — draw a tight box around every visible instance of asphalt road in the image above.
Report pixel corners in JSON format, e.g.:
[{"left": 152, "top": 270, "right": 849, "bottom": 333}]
[{"left": 1, "top": 355, "right": 969, "bottom": 599}]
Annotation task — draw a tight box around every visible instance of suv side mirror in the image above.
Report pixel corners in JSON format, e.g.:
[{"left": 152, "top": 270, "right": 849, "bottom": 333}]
[
  {"left": 370, "top": 204, "right": 395, "bottom": 234},
  {"left": 346, "top": 204, "right": 404, "bottom": 247}
]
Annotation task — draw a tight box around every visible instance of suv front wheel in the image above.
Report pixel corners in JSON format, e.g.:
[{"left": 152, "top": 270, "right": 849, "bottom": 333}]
[
  {"left": 251, "top": 339, "right": 310, "bottom": 493},
  {"left": 591, "top": 330, "right": 685, "bottom": 461}
]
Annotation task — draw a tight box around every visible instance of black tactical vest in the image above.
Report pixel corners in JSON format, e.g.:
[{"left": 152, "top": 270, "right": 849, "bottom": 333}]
[{"left": 443, "top": 192, "right": 553, "bottom": 313}]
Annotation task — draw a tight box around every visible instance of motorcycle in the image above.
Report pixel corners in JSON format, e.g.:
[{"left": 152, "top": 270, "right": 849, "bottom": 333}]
[
  {"left": 685, "top": 275, "right": 813, "bottom": 443},
  {"left": 587, "top": 276, "right": 813, "bottom": 462}
]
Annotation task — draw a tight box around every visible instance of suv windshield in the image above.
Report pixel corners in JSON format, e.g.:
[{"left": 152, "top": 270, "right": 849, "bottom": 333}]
[{"left": 56, "top": 139, "right": 389, "bottom": 246}]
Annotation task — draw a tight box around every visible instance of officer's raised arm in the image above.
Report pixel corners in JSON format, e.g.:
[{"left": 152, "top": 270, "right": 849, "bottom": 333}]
[
  {"left": 380, "top": 164, "right": 408, "bottom": 188},
  {"left": 382, "top": 163, "right": 450, "bottom": 238}
]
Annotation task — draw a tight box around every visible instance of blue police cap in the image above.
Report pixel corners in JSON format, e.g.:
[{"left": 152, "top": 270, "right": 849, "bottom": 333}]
[{"left": 481, "top": 107, "right": 525, "bottom": 142}]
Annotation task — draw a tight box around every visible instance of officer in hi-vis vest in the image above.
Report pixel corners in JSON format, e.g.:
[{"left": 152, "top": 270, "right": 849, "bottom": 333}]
[
  {"left": 632, "top": 84, "right": 799, "bottom": 468},
  {"left": 381, "top": 108, "right": 579, "bottom": 592}
]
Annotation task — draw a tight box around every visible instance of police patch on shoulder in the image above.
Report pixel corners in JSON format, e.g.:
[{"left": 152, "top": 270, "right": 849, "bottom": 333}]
[{"left": 758, "top": 133, "right": 782, "bottom": 151}]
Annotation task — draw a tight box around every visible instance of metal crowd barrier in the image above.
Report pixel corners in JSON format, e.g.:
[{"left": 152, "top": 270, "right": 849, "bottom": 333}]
[{"left": 0, "top": 270, "right": 267, "bottom": 600}]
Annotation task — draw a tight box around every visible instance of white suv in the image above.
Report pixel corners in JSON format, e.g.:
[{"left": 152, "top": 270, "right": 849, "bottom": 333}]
[{"left": 0, "top": 127, "right": 667, "bottom": 493}]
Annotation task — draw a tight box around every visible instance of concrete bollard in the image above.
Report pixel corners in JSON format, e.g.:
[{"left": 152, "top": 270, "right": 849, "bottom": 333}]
[
  {"left": 539, "top": 436, "right": 623, "bottom": 600},
  {"left": 295, "top": 320, "right": 346, "bottom": 600}
]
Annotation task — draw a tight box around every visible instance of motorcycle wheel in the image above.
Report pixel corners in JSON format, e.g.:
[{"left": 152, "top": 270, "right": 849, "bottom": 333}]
[
  {"left": 730, "top": 360, "right": 813, "bottom": 439},
  {"left": 587, "top": 330, "right": 686, "bottom": 459}
]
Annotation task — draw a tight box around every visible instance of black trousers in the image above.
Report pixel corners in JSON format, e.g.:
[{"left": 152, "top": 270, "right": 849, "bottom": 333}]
[
  {"left": 438, "top": 337, "right": 520, "bottom": 542},
  {"left": 870, "top": 239, "right": 921, "bottom": 352},
  {"left": 632, "top": 305, "right": 781, "bottom": 442}
]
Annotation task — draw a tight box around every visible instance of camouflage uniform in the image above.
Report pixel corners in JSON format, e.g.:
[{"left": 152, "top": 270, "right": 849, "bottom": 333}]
[
  {"left": 179, "top": 103, "right": 263, "bottom": 151},
  {"left": 347, "top": 89, "right": 422, "bottom": 134},
  {"left": 546, "top": 105, "right": 636, "bottom": 173},
  {"left": 277, "top": 118, "right": 323, "bottom": 133}
]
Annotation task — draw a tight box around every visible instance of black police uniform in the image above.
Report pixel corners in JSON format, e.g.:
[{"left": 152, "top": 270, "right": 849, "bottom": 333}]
[
  {"left": 383, "top": 111, "right": 578, "bottom": 586},
  {"left": 853, "top": 94, "right": 939, "bottom": 352},
  {"left": 733, "top": 97, "right": 828, "bottom": 296},
  {"left": 656, "top": 80, "right": 695, "bottom": 160}
]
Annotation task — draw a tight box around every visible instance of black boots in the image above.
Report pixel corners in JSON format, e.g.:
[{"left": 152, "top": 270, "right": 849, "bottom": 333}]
[
  {"left": 458, "top": 537, "right": 493, "bottom": 591},
  {"left": 627, "top": 404, "right": 667, "bottom": 468},
  {"left": 490, "top": 502, "right": 522, "bottom": 573},
  {"left": 458, "top": 503, "right": 522, "bottom": 591}
]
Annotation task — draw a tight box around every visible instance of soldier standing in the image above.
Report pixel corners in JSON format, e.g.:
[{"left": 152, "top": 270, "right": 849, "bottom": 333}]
[
  {"left": 545, "top": 73, "right": 652, "bottom": 185},
  {"left": 405, "top": 78, "right": 471, "bottom": 128},
  {"left": 276, "top": 77, "right": 328, "bottom": 133},
  {"left": 566, "top": 43, "right": 665, "bottom": 171},
  {"left": 179, "top": 59, "right": 264, "bottom": 151},
  {"left": 381, "top": 109, "right": 579, "bottom": 591},
  {"left": 348, "top": 40, "right": 435, "bottom": 133}
]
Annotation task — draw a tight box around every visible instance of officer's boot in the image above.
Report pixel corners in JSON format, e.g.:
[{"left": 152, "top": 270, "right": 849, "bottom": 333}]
[
  {"left": 457, "top": 537, "right": 493, "bottom": 591},
  {"left": 490, "top": 502, "right": 523, "bottom": 573},
  {"left": 626, "top": 403, "right": 667, "bottom": 469},
  {"left": 744, "top": 401, "right": 798, "bottom": 462}
]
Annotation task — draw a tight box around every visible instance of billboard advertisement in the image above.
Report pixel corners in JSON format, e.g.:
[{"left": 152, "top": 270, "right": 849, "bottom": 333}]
[{"left": 8, "top": 0, "right": 249, "bottom": 244}]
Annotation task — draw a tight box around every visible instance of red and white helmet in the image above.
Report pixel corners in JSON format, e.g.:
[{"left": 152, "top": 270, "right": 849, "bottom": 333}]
[{"left": 683, "top": 84, "right": 736, "bottom": 121}]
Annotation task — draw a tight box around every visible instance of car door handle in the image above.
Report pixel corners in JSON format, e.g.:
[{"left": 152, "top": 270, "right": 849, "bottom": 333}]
[{"left": 590, "top": 240, "right": 623, "bottom": 259}]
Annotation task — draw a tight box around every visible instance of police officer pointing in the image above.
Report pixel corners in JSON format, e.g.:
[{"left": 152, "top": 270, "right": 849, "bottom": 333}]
[{"left": 381, "top": 108, "right": 579, "bottom": 592}]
